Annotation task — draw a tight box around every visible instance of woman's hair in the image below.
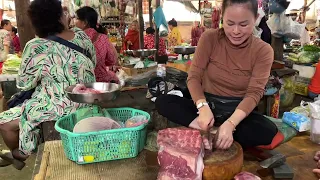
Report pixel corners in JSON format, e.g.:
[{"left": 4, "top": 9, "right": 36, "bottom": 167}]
[
  {"left": 168, "top": 18, "right": 178, "bottom": 27},
  {"left": 146, "top": 27, "right": 155, "bottom": 34},
  {"left": 12, "top": 26, "right": 17, "bottom": 34},
  {"left": 28, "top": 0, "right": 65, "bottom": 38},
  {"left": 0, "top": 19, "right": 10, "bottom": 29},
  {"left": 221, "top": 0, "right": 258, "bottom": 17},
  {"left": 76, "top": 6, "right": 105, "bottom": 34}
]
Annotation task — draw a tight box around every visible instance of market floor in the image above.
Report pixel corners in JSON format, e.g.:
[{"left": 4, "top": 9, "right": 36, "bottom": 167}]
[
  {"left": 0, "top": 98, "right": 36, "bottom": 180},
  {"left": 0, "top": 93, "right": 312, "bottom": 180}
]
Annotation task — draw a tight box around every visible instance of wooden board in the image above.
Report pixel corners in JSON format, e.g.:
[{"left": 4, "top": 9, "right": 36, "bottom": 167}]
[{"left": 203, "top": 142, "right": 243, "bottom": 180}]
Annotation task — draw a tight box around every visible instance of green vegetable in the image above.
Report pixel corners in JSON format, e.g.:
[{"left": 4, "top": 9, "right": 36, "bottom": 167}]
[
  {"left": 288, "top": 57, "right": 298, "bottom": 62},
  {"left": 303, "top": 45, "right": 320, "bottom": 52},
  {"left": 288, "top": 53, "right": 299, "bottom": 59},
  {"left": 298, "top": 51, "right": 320, "bottom": 63}
]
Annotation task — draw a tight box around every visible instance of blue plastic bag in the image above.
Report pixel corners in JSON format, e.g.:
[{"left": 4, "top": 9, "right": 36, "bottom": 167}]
[{"left": 282, "top": 112, "right": 311, "bottom": 132}]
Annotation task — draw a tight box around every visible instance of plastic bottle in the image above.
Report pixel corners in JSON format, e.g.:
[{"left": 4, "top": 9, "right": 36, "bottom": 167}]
[{"left": 157, "top": 64, "right": 166, "bottom": 78}]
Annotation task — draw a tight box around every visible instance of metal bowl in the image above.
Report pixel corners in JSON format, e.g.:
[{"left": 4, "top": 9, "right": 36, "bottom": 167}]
[
  {"left": 174, "top": 46, "right": 196, "bottom": 55},
  {"left": 124, "top": 49, "right": 157, "bottom": 57},
  {"left": 65, "top": 82, "right": 121, "bottom": 104}
]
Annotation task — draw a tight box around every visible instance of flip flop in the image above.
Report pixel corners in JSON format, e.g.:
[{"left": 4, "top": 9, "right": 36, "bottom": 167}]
[{"left": 0, "top": 150, "right": 25, "bottom": 170}]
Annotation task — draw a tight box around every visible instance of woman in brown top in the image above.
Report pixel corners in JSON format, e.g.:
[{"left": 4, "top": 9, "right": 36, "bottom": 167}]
[{"left": 156, "top": 0, "right": 283, "bottom": 150}]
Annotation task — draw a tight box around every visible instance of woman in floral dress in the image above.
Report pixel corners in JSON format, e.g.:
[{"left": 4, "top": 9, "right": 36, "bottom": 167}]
[
  {"left": 0, "top": 0, "right": 96, "bottom": 169},
  {"left": 75, "top": 6, "right": 119, "bottom": 83}
]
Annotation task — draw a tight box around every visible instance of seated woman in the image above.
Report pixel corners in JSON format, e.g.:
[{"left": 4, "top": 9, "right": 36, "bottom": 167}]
[
  {"left": 144, "top": 27, "right": 167, "bottom": 56},
  {"left": 75, "top": 6, "right": 119, "bottom": 83},
  {"left": 167, "top": 18, "right": 182, "bottom": 53},
  {"left": 123, "top": 20, "right": 140, "bottom": 51},
  {"left": 156, "top": 0, "right": 282, "bottom": 150},
  {"left": 0, "top": 19, "right": 13, "bottom": 61},
  {"left": 0, "top": 0, "right": 96, "bottom": 169},
  {"left": 308, "top": 63, "right": 320, "bottom": 99}
]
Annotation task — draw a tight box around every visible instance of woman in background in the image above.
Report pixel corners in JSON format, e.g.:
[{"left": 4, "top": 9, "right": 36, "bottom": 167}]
[
  {"left": 11, "top": 27, "right": 21, "bottom": 53},
  {"left": 0, "top": 0, "right": 96, "bottom": 169},
  {"left": 75, "top": 6, "right": 119, "bottom": 83},
  {"left": 191, "top": 21, "right": 205, "bottom": 46},
  {"left": 123, "top": 20, "right": 140, "bottom": 51},
  {"left": 167, "top": 18, "right": 182, "bottom": 53},
  {"left": 144, "top": 27, "right": 166, "bottom": 56},
  {"left": 0, "top": 19, "right": 12, "bottom": 61}
]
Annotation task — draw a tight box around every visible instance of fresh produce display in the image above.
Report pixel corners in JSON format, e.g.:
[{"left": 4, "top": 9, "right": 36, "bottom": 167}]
[
  {"left": 303, "top": 45, "right": 320, "bottom": 52},
  {"left": 298, "top": 51, "right": 320, "bottom": 63},
  {"left": 287, "top": 45, "right": 320, "bottom": 64}
]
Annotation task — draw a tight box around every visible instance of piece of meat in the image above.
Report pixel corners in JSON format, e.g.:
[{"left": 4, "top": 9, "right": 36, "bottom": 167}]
[
  {"left": 72, "top": 84, "right": 102, "bottom": 94},
  {"left": 157, "top": 128, "right": 204, "bottom": 180},
  {"left": 234, "top": 172, "right": 261, "bottom": 180}
]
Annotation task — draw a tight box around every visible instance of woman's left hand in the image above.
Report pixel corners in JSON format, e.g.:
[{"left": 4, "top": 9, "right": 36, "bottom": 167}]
[{"left": 214, "top": 120, "right": 234, "bottom": 150}]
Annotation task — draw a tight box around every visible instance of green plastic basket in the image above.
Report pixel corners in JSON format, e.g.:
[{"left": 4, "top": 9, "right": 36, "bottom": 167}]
[{"left": 55, "top": 106, "right": 150, "bottom": 164}]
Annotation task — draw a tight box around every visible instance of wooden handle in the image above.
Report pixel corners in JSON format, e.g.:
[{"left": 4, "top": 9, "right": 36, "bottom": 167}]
[{"left": 34, "top": 151, "right": 50, "bottom": 180}]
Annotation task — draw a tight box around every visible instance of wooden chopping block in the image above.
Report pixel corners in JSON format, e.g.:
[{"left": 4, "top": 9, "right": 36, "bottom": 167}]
[{"left": 203, "top": 141, "right": 243, "bottom": 180}]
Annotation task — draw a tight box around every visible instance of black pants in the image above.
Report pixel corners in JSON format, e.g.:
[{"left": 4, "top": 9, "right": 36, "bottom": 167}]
[{"left": 155, "top": 94, "right": 278, "bottom": 148}]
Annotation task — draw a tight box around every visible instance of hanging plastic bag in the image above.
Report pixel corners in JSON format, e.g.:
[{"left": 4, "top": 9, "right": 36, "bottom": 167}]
[
  {"left": 106, "top": 2, "right": 112, "bottom": 17},
  {"left": 284, "top": 20, "right": 305, "bottom": 40},
  {"left": 125, "top": 1, "right": 134, "bottom": 15},
  {"left": 308, "top": 100, "right": 320, "bottom": 144},
  {"left": 159, "top": 24, "right": 168, "bottom": 37},
  {"left": 267, "top": 13, "right": 282, "bottom": 37}
]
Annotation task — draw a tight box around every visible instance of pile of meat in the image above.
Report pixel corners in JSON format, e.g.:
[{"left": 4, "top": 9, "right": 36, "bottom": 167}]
[
  {"left": 72, "top": 84, "right": 104, "bottom": 94},
  {"left": 157, "top": 128, "right": 204, "bottom": 180}
]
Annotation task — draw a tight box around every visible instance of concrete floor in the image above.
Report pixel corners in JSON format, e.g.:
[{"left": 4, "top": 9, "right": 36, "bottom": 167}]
[{"left": 0, "top": 98, "right": 35, "bottom": 180}]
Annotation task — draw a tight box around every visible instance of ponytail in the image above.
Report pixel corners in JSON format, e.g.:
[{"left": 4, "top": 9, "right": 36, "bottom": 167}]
[{"left": 95, "top": 24, "right": 105, "bottom": 34}]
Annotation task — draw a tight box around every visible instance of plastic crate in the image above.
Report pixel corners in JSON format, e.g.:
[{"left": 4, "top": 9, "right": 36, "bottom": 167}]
[
  {"left": 55, "top": 106, "right": 150, "bottom": 164},
  {"left": 294, "top": 76, "right": 311, "bottom": 96}
]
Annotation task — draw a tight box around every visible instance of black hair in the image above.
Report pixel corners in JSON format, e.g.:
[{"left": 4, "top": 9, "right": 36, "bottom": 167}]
[
  {"left": 28, "top": 0, "right": 65, "bottom": 38},
  {"left": 0, "top": 19, "right": 10, "bottom": 29},
  {"left": 168, "top": 18, "right": 178, "bottom": 27},
  {"left": 76, "top": 6, "right": 105, "bottom": 34},
  {"left": 222, "top": 0, "right": 258, "bottom": 18},
  {"left": 12, "top": 26, "right": 17, "bottom": 34},
  {"left": 146, "top": 27, "right": 155, "bottom": 34}
]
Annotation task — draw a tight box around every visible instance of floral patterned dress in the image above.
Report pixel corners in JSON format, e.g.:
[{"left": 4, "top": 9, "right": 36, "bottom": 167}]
[
  {"left": 0, "top": 28, "right": 96, "bottom": 155},
  {"left": 0, "top": 29, "right": 11, "bottom": 61}
]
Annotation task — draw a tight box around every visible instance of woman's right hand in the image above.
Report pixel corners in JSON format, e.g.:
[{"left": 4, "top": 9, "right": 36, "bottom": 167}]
[{"left": 197, "top": 105, "right": 214, "bottom": 131}]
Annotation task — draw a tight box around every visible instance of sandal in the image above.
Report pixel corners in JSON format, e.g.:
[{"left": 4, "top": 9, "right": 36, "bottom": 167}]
[{"left": 0, "top": 150, "right": 25, "bottom": 170}]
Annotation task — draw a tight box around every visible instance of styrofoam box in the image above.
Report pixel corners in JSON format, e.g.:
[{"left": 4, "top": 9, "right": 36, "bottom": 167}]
[{"left": 292, "top": 64, "right": 316, "bottom": 78}]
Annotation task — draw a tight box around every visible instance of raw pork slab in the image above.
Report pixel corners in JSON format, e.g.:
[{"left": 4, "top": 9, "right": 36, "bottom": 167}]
[{"left": 157, "top": 128, "right": 204, "bottom": 180}]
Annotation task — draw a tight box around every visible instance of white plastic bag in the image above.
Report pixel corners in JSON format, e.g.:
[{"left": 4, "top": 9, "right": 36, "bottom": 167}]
[
  {"left": 308, "top": 99, "right": 320, "bottom": 144},
  {"left": 284, "top": 20, "right": 305, "bottom": 40},
  {"left": 159, "top": 24, "right": 168, "bottom": 37},
  {"left": 125, "top": 1, "right": 134, "bottom": 15}
]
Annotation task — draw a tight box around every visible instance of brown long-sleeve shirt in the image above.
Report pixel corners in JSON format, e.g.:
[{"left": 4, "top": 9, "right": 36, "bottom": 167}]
[{"left": 187, "top": 29, "right": 274, "bottom": 115}]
